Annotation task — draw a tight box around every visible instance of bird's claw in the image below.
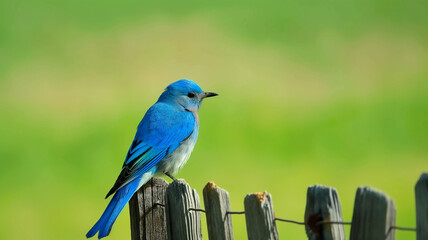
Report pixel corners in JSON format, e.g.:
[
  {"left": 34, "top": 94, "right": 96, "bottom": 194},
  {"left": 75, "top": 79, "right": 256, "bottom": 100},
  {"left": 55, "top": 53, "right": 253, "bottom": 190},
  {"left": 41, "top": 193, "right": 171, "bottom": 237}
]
[{"left": 165, "top": 172, "right": 177, "bottom": 181}]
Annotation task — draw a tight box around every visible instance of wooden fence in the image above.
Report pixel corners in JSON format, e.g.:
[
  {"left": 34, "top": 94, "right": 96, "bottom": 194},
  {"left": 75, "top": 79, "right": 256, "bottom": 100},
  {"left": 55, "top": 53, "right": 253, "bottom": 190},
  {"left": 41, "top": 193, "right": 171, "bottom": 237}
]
[{"left": 128, "top": 173, "right": 428, "bottom": 240}]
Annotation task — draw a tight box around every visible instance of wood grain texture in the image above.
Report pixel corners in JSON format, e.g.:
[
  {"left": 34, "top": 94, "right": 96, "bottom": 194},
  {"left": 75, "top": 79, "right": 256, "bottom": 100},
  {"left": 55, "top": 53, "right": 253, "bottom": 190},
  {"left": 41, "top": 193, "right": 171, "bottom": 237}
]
[
  {"left": 129, "top": 177, "right": 169, "bottom": 240},
  {"left": 415, "top": 173, "right": 428, "bottom": 240},
  {"left": 165, "top": 179, "right": 202, "bottom": 240},
  {"left": 304, "top": 185, "right": 345, "bottom": 240},
  {"left": 244, "top": 191, "right": 279, "bottom": 240},
  {"left": 350, "top": 186, "right": 396, "bottom": 240},
  {"left": 203, "top": 181, "right": 234, "bottom": 240}
]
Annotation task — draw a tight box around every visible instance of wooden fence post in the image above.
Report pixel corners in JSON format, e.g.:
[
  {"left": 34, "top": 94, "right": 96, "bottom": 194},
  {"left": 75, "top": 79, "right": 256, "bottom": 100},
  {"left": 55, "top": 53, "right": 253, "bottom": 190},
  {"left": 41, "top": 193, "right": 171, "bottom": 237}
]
[
  {"left": 244, "top": 191, "right": 279, "bottom": 240},
  {"left": 129, "top": 177, "right": 169, "bottom": 240},
  {"left": 203, "top": 181, "right": 234, "bottom": 240},
  {"left": 415, "top": 173, "right": 428, "bottom": 240},
  {"left": 304, "top": 185, "right": 345, "bottom": 240},
  {"left": 165, "top": 179, "right": 202, "bottom": 240},
  {"left": 349, "top": 186, "right": 396, "bottom": 240}
]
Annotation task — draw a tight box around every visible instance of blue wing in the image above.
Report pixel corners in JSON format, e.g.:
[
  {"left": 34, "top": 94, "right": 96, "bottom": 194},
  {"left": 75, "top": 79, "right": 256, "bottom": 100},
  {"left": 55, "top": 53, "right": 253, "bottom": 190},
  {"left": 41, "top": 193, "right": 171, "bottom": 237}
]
[{"left": 105, "top": 102, "right": 195, "bottom": 198}]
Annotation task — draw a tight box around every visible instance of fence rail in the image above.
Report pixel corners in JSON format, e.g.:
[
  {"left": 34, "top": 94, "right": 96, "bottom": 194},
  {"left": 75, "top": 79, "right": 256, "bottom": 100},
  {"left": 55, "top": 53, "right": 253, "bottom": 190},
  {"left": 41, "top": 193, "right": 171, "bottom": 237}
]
[{"left": 129, "top": 173, "right": 428, "bottom": 240}]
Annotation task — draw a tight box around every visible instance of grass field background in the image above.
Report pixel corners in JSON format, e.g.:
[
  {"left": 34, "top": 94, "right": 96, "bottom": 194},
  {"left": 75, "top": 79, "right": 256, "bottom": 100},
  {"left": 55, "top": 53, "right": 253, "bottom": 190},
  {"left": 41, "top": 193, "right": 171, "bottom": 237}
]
[{"left": 1, "top": 1, "right": 427, "bottom": 239}]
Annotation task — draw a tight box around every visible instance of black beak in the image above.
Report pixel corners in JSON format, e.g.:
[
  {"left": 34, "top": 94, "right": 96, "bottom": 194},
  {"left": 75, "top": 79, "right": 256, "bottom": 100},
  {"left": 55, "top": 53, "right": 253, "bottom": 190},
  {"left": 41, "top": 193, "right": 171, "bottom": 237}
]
[{"left": 203, "top": 92, "right": 218, "bottom": 98}]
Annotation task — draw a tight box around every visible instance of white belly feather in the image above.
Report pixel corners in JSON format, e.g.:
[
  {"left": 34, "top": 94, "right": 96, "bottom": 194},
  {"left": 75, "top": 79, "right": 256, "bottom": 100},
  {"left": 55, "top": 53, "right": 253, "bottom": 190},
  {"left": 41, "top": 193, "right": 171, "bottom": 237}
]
[
  {"left": 137, "top": 134, "right": 197, "bottom": 188},
  {"left": 158, "top": 132, "right": 198, "bottom": 176}
]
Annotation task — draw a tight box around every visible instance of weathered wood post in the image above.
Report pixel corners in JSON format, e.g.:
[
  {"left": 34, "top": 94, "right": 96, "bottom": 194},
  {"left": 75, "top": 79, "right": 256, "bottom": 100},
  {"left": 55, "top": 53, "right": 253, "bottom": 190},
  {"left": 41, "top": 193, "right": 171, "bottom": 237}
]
[
  {"left": 165, "top": 179, "right": 202, "bottom": 240},
  {"left": 244, "top": 191, "right": 279, "bottom": 240},
  {"left": 415, "top": 173, "right": 428, "bottom": 240},
  {"left": 350, "top": 186, "right": 396, "bottom": 240},
  {"left": 203, "top": 181, "right": 234, "bottom": 240},
  {"left": 304, "top": 185, "right": 345, "bottom": 240},
  {"left": 129, "top": 177, "right": 169, "bottom": 240}
]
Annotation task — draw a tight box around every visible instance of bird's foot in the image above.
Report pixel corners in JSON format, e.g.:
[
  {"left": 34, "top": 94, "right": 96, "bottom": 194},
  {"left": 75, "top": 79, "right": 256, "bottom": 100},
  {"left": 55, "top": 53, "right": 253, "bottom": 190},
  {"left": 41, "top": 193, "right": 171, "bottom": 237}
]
[{"left": 165, "top": 172, "right": 177, "bottom": 181}]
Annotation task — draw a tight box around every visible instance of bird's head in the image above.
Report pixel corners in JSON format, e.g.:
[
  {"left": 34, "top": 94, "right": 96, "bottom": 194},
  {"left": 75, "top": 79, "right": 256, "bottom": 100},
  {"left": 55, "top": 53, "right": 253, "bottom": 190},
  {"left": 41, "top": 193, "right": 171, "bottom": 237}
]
[{"left": 158, "top": 79, "right": 218, "bottom": 111}]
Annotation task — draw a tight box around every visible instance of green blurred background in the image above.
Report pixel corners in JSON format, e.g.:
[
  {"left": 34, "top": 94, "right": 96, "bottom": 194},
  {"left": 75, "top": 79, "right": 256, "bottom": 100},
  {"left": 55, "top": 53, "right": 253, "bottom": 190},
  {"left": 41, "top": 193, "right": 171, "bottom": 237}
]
[{"left": 1, "top": 1, "right": 427, "bottom": 239}]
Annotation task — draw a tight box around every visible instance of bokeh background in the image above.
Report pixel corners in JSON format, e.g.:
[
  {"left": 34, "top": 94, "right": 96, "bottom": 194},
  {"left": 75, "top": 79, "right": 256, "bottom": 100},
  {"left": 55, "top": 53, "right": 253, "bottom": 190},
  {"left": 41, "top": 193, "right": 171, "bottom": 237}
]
[{"left": 1, "top": 1, "right": 427, "bottom": 239}]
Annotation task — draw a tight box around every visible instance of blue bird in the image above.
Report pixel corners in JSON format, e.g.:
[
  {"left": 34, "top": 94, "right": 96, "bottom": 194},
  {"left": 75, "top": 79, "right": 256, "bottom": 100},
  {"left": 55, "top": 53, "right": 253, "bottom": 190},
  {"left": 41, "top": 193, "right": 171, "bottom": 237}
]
[{"left": 86, "top": 79, "right": 217, "bottom": 239}]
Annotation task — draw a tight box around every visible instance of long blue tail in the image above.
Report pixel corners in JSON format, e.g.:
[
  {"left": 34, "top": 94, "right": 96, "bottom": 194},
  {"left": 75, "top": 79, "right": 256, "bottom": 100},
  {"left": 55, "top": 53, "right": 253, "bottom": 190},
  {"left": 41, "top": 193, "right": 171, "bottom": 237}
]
[{"left": 86, "top": 177, "right": 140, "bottom": 239}]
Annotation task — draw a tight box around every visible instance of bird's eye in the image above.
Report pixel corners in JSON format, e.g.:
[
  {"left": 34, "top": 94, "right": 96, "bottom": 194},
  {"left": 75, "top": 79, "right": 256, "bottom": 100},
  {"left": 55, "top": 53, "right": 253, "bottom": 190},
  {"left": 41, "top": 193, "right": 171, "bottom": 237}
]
[{"left": 187, "top": 92, "right": 196, "bottom": 98}]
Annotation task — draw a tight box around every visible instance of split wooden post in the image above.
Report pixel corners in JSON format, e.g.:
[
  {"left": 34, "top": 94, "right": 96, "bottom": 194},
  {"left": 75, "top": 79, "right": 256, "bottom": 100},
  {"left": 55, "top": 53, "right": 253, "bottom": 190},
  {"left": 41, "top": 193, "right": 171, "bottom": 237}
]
[
  {"left": 129, "top": 177, "right": 169, "bottom": 240},
  {"left": 349, "top": 186, "right": 396, "bottom": 240},
  {"left": 304, "top": 185, "right": 345, "bottom": 240},
  {"left": 203, "top": 181, "right": 234, "bottom": 240},
  {"left": 415, "top": 173, "right": 428, "bottom": 240},
  {"left": 165, "top": 179, "right": 202, "bottom": 240},
  {"left": 244, "top": 191, "right": 279, "bottom": 240}
]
